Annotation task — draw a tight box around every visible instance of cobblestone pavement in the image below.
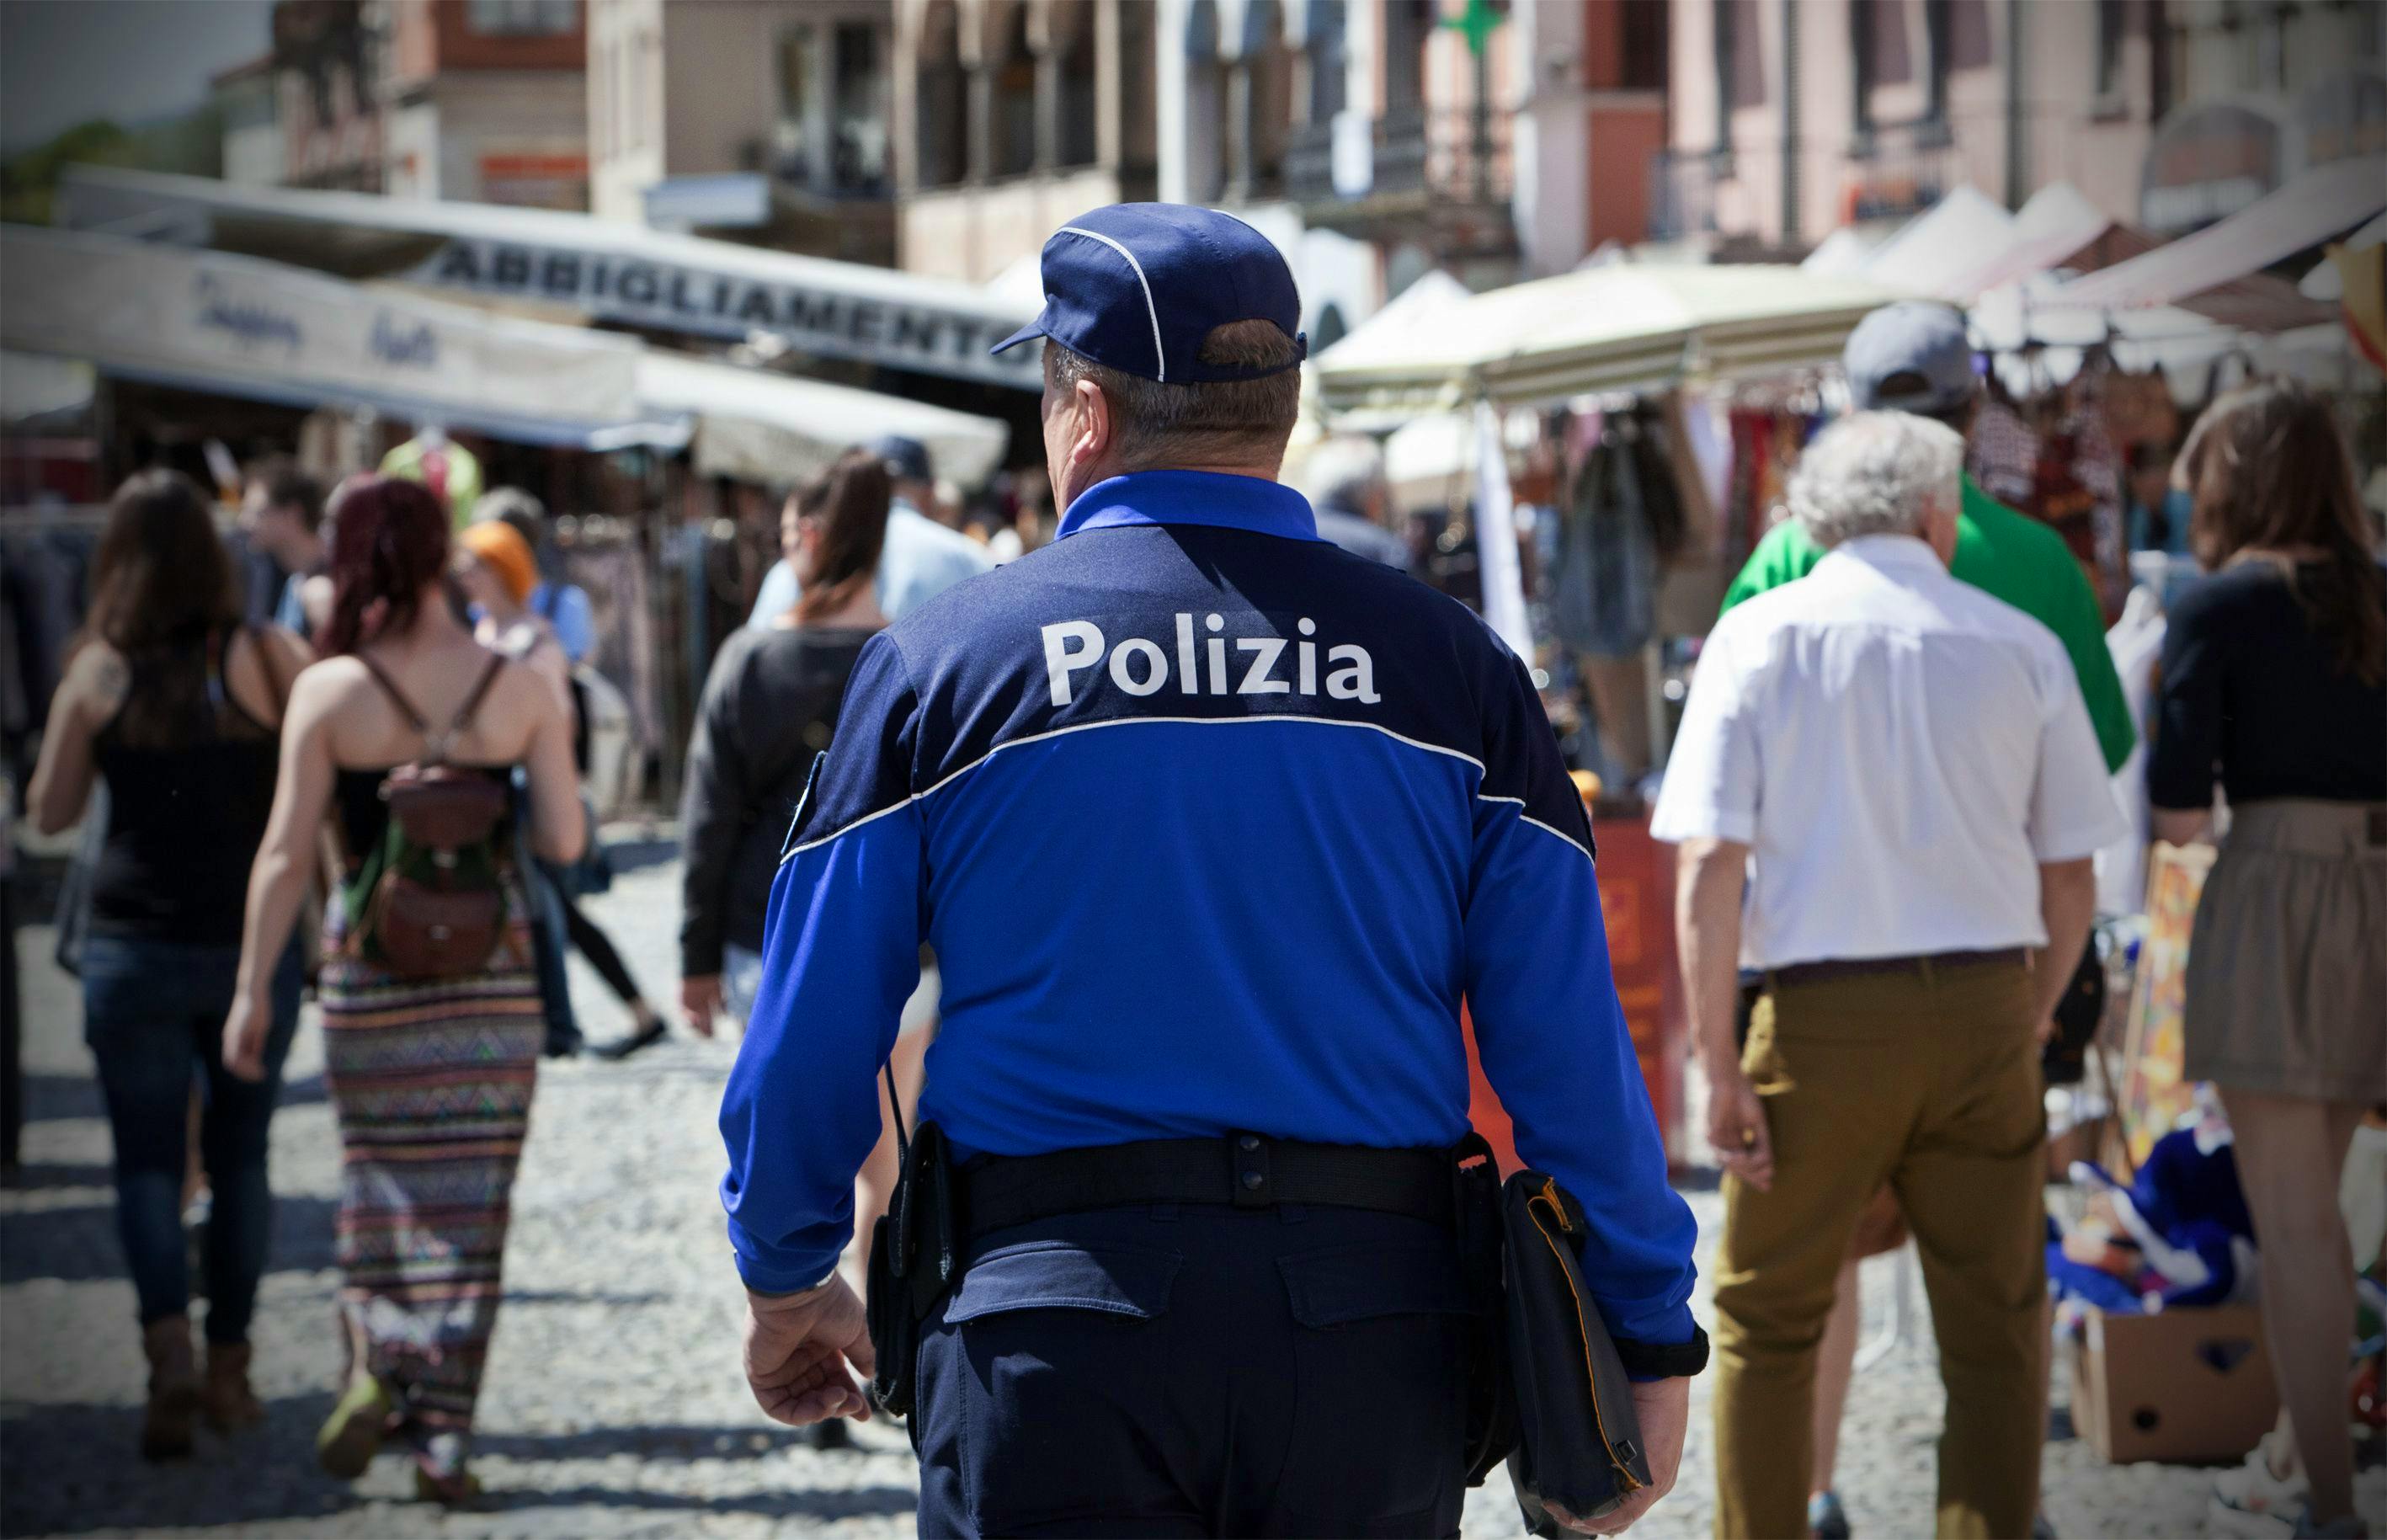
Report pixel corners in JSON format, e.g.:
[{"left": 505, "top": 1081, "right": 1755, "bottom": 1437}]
[{"left": 4, "top": 845, "right": 2378, "bottom": 1537}]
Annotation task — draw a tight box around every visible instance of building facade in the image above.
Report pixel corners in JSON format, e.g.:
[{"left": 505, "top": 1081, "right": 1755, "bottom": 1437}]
[
  {"left": 891, "top": 0, "right": 1159, "bottom": 285},
  {"left": 587, "top": 0, "right": 900, "bottom": 264},
  {"left": 382, "top": 0, "right": 590, "bottom": 209},
  {"left": 1659, "top": 0, "right": 2384, "bottom": 255}
]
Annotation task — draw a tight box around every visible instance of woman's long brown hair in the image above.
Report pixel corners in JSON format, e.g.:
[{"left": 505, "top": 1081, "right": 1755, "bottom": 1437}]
[
  {"left": 2182, "top": 381, "right": 2385, "bottom": 686},
  {"left": 78, "top": 471, "right": 247, "bottom": 747},
  {"left": 793, "top": 449, "right": 892, "bottom": 623}
]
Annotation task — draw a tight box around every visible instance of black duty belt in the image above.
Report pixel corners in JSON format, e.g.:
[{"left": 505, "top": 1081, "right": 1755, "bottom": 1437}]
[
  {"left": 1770, "top": 946, "right": 2029, "bottom": 989},
  {"left": 961, "top": 1132, "right": 1457, "bottom": 1239}
]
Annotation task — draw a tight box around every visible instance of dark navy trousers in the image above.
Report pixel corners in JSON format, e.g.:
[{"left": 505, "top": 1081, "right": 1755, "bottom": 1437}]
[{"left": 911, "top": 1202, "right": 1473, "bottom": 1538}]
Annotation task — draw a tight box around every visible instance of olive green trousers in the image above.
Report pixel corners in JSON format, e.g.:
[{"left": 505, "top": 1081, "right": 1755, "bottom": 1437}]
[{"left": 1711, "top": 958, "right": 2047, "bottom": 1540}]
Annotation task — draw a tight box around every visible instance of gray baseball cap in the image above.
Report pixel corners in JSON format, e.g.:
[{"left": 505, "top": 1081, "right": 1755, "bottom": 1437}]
[{"left": 1842, "top": 301, "right": 1977, "bottom": 415}]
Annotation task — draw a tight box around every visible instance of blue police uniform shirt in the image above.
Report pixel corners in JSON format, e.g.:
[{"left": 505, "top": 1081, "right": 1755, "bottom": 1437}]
[{"left": 718, "top": 469, "right": 1699, "bottom": 1350}]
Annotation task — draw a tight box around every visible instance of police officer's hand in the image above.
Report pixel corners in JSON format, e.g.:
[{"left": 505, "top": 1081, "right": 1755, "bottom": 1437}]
[
  {"left": 1704, "top": 1066, "right": 1774, "bottom": 1192},
  {"left": 743, "top": 1277, "right": 876, "bottom": 1425},
  {"left": 1545, "top": 1376, "right": 1689, "bottom": 1535}
]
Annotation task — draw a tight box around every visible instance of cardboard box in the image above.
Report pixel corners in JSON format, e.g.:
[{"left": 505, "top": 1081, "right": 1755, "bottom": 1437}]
[{"left": 2068, "top": 1303, "right": 2279, "bottom": 1463}]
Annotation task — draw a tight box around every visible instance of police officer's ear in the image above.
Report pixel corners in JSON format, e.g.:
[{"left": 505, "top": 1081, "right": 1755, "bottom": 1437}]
[{"left": 1055, "top": 373, "right": 1116, "bottom": 484}]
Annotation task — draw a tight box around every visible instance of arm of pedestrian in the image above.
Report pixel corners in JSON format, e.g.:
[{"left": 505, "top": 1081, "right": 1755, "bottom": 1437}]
[
  {"left": 26, "top": 642, "right": 123, "bottom": 836},
  {"left": 519, "top": 669, "right": 588, "bottom": 866},
  {"left": 2150, "top": 807, "right": 2213, "bottom": 847},
  {"left": 224, "top": 665, "right": 341, "bottom": 1080},
  {"left": 680, "top": 974, "right": 723, "bottom": 1038},
  {"left": 1675, "top": 837, "right": 1770, "bottom": 1191},
  {"left": 2031, "top": 856, "right": 2097, "bottom": 1042}
]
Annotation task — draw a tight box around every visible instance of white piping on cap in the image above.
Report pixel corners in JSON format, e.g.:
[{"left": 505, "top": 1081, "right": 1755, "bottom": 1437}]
[{"left": 1058, "top": 225, "right": 1166, "bottom": 382}]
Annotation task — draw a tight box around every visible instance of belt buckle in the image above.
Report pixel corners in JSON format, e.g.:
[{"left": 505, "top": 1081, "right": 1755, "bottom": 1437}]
[{"left": 1231, "top": 1132, "right": 1272, "bottom": 1209}]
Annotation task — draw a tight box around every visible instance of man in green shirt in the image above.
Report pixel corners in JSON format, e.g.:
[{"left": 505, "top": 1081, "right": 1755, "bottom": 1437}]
[{"left": 1722, "top": 304, "right": 2135, "bottom": 775}]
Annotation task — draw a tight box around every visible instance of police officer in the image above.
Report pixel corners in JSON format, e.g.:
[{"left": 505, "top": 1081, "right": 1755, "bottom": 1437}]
[{"left": 719, "top": 205, "right": 1702, "bottom": 1537}]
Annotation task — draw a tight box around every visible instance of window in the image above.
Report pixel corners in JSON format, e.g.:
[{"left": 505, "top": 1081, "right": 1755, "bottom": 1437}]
[
  {"left": 2094, "top": 0, "right": 2128, "bottom": 102},
  {"left": 831, "top": 22, "right": 887, "bottom": 190},
  {"left": 775, "top": 25, "right": 818, "bottom": 184},
  {"left": 1852, "top": 0, "right": 1912, "bottom": 134},
  {"left": 991, "top": 6, "right": 1037, "bottom": 178},
  {"left": 466, "top": 0, "right": 577, "bottom": 37},
  {"left": 1308, "top": 0, "right": 1347, "bottom": 122},
  {"left": 1715, "top": 0, "right": 1764, "bottom": 149},
  {"left": 1055, "top": 1, "right": 1100, "bottom": 168},
  {"left": 1621, "top": 0, "right": 1667, "bottom": 92},
  {"left": 915, "top": 0, "right": 967, "bottom": 186}
]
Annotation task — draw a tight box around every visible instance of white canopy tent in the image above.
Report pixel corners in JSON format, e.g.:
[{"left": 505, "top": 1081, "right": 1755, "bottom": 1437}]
[
  {"left": 1315, "top": 263, "right": 1902, "bottom": 417},
  {"left": 1822, "top": 184, "right": 2019, "bottom": 301},
  {"left": 638, "top": 353, "right": 1010, "bottom": 489},
  {"left": 1, "top": 222, "right": 685, "bottom": 450}
]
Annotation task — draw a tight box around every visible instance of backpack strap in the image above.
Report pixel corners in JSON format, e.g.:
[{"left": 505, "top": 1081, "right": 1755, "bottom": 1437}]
[
  {"left": 355, "top": 652, "right": 434, "bottom": 734},
  {"left": 434, "top": 651, "right": 510, "bottom": 763},
  {"left": 356, "top": 649, "right": 507, "bottom": 765}
]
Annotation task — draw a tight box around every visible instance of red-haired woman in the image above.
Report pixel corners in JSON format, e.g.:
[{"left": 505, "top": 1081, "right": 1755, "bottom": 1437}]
[
  {"left": 222, "top": 475, "right": 584, "bottom": 1505},
  {"left": 2150, "top": 382, "right": 2386, "bottom": 1540},
  {"left": 28, "top": 471, "right": 312, "bottom": 1460}
]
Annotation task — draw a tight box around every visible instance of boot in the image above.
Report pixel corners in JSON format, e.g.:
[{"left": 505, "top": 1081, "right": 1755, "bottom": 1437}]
[
  {"left": 201, "top": 1340, "right": 264, "bottom": 1432},
  {"left": 140, "top": 1317, "right": 200, "bottom": 1461}
]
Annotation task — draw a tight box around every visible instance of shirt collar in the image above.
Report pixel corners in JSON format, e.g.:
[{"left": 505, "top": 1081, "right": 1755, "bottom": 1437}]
[
  {"left": 1056, "top": 470, "right": 1324, "bottom": 543},
  {"left": 1826, "top": 533, "right": 1947, "bottom": 578}
]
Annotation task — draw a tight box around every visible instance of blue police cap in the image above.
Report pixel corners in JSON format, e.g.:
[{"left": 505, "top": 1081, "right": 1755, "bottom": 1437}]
[{"left": 989, "top": 204, "right": 1308, "bottom": 385}]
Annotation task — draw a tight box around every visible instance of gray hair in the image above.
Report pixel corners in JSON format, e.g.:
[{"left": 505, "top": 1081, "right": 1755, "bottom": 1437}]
[
  {"left": 1787, "top": 412, "right": 1964, "bottom": 548},
  {"left": 1302, "top": 436, "right": 1387, "bottom": 512}
]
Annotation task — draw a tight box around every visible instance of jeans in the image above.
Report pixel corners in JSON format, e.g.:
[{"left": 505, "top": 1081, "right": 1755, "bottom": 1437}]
[{"left": 81, "top": 935, "right": 302, "bottom": 1343}]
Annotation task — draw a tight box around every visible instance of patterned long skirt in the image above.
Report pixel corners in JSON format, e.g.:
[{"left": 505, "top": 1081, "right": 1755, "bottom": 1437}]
[{"left": 318, "top": 893, "right": 541, "bottom": 1475}]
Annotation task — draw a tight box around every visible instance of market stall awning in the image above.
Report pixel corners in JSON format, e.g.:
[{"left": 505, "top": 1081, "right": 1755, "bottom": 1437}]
[
  {"left": 2046, "top": 157, "right": 2387, "bottom": 312},
  {"left": 1836, "top": 184, "right": 2018, "bottom": 301},
  {"left": 638, "top": 353, "right": 1009, "bottom": 489},
  {"left": 1, "top": 223, "right": 686, "bottom": 450},
  {"left": 56, "top": 165, "right": 1042, "bottom": 392},
  {"left": 1309, "top": 270, "right": 1473, "bottom": 430},
  {"left": 1315, "top": 264, "right": 1903, "bottom": 416}
]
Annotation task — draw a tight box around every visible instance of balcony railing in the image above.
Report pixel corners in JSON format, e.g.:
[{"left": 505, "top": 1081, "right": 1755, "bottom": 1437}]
[
  {"left": 1649, "top": 147, "right": 1731, "bottom": 242},
  {"left": 1287, "top": 107, "right": 1511, "bottom": 221}
]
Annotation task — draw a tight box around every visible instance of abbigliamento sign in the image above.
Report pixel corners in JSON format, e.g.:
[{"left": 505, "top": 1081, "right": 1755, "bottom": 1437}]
[{"left": 413, "top": 238, "right": 1042, "bottom": 390}]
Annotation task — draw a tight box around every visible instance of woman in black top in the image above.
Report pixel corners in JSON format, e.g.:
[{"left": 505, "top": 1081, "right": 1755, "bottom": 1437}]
[
  {"left": 680, "top": 450, "right": 889, "bottom": 1031},
  {"left": 27, "top": 472, "right": 313, "bottom": 1460},
  {"left": 679, "top": 454, "right": 916, "bottom": 1454},
  {"left": 2147, "top": 381, "right": 2386, "bottom": 1538}
]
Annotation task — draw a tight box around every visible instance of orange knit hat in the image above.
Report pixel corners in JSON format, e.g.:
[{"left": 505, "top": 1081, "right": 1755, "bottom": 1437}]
[{"left": 459, "top": 519, "right": 537, "bottom": 605}]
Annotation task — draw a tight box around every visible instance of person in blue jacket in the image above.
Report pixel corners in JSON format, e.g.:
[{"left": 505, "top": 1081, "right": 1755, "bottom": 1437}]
[{"left": 718, "top": 204, "right": 1702, "bottom": 1537}]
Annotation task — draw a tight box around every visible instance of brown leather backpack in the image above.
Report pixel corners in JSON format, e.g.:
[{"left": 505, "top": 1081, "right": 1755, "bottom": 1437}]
[{"left": 342, "top": 654, "right": 519, "bottom": 979}]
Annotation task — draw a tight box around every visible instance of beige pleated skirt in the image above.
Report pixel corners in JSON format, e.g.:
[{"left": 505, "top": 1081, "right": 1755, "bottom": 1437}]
[{"left": 2182, "top": 800, "right": 2387, "bottom": 1104}]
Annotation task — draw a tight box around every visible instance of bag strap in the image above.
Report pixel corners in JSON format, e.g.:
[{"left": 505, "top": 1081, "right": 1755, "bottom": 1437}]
[{"left": 884, "top": 1060, "right": 909, "bottom": 1170}]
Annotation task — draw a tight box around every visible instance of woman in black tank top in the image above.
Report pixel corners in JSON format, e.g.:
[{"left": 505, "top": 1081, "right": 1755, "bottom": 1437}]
[{"left": 27, "top": 471, "right": 314, "bottom": 1461}]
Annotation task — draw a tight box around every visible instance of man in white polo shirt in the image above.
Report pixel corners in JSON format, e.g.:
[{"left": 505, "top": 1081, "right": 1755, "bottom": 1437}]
[{"left": 1652, "top": 412, "right": 2123, "bottom": 1540}]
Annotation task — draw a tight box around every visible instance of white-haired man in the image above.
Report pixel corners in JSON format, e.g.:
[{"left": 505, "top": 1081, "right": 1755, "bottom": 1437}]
[{"left": 1652, "top": 412, "right": 2123, "bottom": 1540}]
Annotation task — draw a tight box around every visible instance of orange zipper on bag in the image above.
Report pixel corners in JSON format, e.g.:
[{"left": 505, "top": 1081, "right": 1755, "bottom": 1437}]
[{"left": 1528, "top": 1178, "right": 1644, "bottom": 1493}]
